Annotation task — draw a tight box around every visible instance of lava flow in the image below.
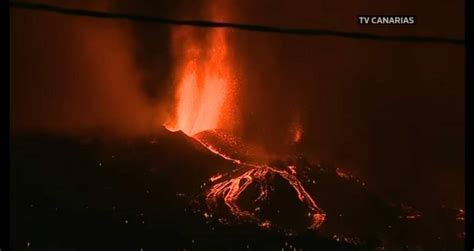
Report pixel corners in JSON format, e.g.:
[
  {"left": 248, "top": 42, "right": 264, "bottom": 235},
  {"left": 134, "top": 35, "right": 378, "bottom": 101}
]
[{"left": 196, "top": 136, "right": 326, "bottom": 230}]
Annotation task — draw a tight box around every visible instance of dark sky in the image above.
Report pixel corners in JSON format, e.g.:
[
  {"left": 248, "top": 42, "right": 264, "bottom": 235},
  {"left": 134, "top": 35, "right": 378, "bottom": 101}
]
[{"left": 10, "top": 0, "right": 464, "bottom": 208}]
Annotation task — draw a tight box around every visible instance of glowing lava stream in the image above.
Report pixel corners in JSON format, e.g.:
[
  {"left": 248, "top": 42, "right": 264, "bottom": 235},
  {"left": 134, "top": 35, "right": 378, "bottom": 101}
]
[{"left": 195, "top": 138, "right": 327, "bottom": 230}]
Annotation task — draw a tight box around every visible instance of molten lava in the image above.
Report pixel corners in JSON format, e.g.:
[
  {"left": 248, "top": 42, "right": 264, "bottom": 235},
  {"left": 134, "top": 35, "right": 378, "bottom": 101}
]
[
  {"left": 164, "top": 26, "right": 237, "bottom": 136},
  {"left": 196, "top": 136, "right": 326, "bottom": 230}
]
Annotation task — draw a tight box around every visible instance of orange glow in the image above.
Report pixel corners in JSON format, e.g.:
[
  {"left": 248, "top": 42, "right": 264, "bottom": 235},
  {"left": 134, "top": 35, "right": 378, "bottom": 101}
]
[
  {"left": 209, "top": 174, "right": 223, "bottom": 182},
  {"left": 335, "top": 168, "right": 352, "bottom": 180},
  {"left": 165, "top": 26, "right": 236, "bottom": 136},
  {"left": 456, "top": 209, "right": 465, "bottom": 221},
  {"left": 290, "top": 119, "right": 303, "bottom": 143},
  {"left": 293, "top": 128, "right": 303, "bottom": 143}
]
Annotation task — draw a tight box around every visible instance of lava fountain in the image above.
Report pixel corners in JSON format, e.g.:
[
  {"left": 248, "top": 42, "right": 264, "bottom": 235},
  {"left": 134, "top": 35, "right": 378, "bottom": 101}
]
[
  {"left": 164, "top": 25, "right": 237, "bottom": 135},
  {"left": 163, "top": 7, "right": 325, "bottom": 230}
]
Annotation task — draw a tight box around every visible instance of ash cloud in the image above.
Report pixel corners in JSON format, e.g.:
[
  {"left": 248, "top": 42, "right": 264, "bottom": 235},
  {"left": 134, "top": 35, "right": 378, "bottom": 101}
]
[{"left": 10, "top": 2, "right": 160, "bottom": 138}]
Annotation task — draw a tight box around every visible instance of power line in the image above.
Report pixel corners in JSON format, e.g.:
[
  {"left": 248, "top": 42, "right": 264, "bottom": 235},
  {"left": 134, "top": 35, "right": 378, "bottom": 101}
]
[{"left": 10, "top": 1, "right": 464, "bottom": 46}]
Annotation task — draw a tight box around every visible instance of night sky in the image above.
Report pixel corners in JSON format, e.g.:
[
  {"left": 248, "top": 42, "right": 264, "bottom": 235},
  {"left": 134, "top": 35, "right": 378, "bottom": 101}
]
[{"left": 10, "top": 0, "right": 464, "bottom": 209}]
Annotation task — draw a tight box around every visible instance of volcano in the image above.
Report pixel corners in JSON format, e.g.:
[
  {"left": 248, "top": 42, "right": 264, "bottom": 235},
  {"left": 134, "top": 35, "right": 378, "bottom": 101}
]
[{"left": 10, "top": 128, "right": 464, "bottom": 250}]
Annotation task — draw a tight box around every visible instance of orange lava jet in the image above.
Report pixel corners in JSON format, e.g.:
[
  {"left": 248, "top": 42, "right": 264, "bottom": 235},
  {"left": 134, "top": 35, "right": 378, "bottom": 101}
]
[{"left": 164, "top": 26, "right": 237, "bottom": 136}]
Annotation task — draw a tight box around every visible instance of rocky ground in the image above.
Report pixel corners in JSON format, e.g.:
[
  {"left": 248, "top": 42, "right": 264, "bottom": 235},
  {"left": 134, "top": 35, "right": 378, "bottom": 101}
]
[{"left": 10, "top": 130, "right": 464, "bottom": 250}]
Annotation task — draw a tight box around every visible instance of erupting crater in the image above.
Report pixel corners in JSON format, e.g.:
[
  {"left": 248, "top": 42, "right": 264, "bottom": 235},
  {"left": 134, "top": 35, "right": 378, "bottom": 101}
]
[{"left": 163, "top": 18, "right": 326, "bottom": 230}]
